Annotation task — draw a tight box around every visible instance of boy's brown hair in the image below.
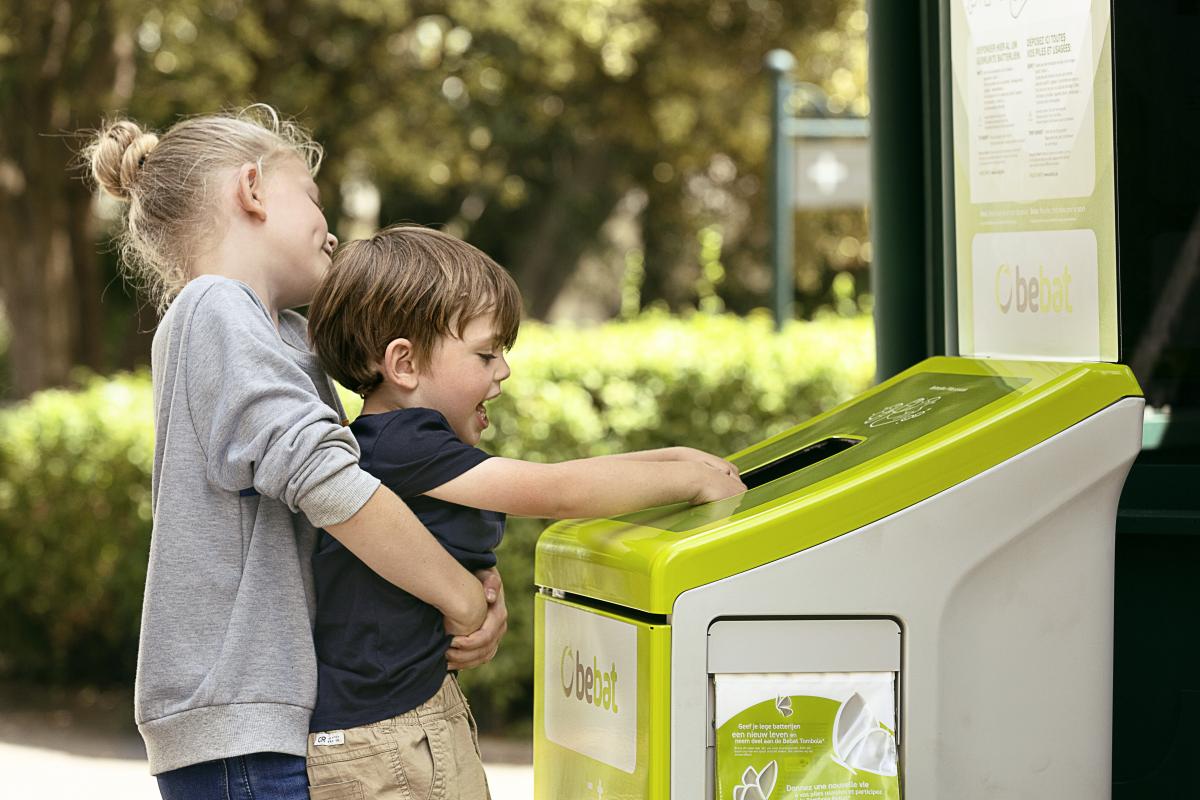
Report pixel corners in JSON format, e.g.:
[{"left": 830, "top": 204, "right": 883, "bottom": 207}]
[{"left": 308, "top": 224, "right": 522, "bottom": 396}]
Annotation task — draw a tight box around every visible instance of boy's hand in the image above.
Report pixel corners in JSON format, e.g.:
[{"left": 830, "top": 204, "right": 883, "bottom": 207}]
[
  {"left": 688, "top": 463, "right": 748, "bottom": 505},
  {"left": 447, "top": 568, "right": 508, "bottom": 670},
  {"left": 670, "top": 446, "right": 740, "bottom": 478}
]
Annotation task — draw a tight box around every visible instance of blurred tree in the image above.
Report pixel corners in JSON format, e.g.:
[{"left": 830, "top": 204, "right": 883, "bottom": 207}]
[
  {"left": 300, "top": 0, "right": 868, "bottom": 316},
  {"left": 112, "top": 0, "right": 870, "bottom": 318},
  {"left": 0, "top": 0, "right": 868, "bottom": 395}
]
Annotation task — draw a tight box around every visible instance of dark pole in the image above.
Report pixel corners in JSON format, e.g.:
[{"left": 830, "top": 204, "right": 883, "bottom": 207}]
[
  {"left": 867, "top": 1, "right": 929, "bottom": 381},
  {"left": 766, "top": 49, "right": 796, "bottom": 331}
]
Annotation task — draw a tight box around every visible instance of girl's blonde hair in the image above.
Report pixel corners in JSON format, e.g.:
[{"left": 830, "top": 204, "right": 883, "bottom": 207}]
[{"left": 85, "top": 105, "right": 323, "bottom": 313}]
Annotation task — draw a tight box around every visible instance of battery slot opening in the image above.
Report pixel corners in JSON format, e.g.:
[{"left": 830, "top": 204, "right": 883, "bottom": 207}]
[{"left": 740, "top": 437, "right": 861, "bottom": 489}]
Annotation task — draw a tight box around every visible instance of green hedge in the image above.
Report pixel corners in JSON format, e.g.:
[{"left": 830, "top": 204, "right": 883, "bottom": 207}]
[
  {"left": 0, "top": 372, "right": 154, "bottom": 684},
  {"left": 0, "top": 312, "right": 873, "bottom": 729}
]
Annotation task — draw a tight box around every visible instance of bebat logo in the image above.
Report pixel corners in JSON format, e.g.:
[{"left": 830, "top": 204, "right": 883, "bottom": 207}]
[
  {"left": 560, "top": 646, "right": 620, "bottom": 714},
  {"left": 994, "top": 263, "right": 1074, "bottom": 315}
]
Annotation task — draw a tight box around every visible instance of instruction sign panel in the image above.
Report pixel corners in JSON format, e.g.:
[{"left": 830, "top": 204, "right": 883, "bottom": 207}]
[{"left": 950, "top": 0, "right": 1117, "bottom": 361}]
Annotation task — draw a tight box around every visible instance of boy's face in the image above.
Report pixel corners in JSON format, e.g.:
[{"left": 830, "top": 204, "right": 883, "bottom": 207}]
[{"left": 412, "top": 313, "right": 510, "bottom": 445}]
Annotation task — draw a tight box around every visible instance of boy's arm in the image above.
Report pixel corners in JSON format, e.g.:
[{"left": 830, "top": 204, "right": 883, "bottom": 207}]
[
  {"left": 586, "top": 446, "right": 739, "bottom": 475},
  {"left": 424, "top": 455, "right": 746, "bottom": 519},
  {"left": 325, "top": 485, "right": 487, "bottom": 635}
]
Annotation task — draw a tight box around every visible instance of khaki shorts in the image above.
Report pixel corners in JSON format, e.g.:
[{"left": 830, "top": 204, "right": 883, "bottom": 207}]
[{"left": 306, "top": 674, "right": 491, "bottom": 800}]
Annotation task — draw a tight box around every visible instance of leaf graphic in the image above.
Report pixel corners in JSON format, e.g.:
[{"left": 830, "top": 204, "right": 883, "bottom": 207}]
[
  {"left": 758, "top": 760, "right": 778, "bottom": 798},
  {"left": 733, "top": 786, "right": 746, "bottom": 800},
  {"left": 844, "top": 728, "right": 899, "bottom": 777},
  {"left": 775, "top": 695, "right": 793, "bottom": 717},
  {"left": 829, "top": 693, "right": 899, "bottom": 777},
  {"left": 833, "top": 693, "right": 873, "bottom": 761},
  {"left": 741, "top": 765, "right": 758, "bottom": 787}
]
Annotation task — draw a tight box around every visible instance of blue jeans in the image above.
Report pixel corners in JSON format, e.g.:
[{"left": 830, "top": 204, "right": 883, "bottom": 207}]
[{"left": 156, "top": 752, "right": 308, "bottom": 800}]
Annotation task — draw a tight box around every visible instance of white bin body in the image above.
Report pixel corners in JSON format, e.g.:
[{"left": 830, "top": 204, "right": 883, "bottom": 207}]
[{"left": 671, "top": 397, "right": 1144, "bottom": 799}]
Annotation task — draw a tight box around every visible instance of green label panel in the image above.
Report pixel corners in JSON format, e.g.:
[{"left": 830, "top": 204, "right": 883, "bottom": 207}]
[{"left": 534, "top": 595, "right": 671, "bottom": 799}]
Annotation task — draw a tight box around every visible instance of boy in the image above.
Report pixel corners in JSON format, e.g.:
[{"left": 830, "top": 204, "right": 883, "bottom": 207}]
[{"left": 304, "top": 225, "right": 746, "bottom": 799}]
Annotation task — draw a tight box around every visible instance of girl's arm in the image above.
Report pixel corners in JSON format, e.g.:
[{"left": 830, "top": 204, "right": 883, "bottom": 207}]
[
  {"left": 447, "top": 568, "right": 508, "bottom": 670},
  {"left": 325, "top": 487, "right": 487, "bottom": 635},
  {"left": 184, "top": 282, "right": 486, "bottom": 634},
  {"left": 424, "top": 455, "right": 746, "bottom": 519}
]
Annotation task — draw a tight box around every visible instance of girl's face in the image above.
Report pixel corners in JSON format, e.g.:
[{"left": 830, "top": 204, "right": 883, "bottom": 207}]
[{"left": 261, "top": 156, "right": 337, "bottom": 308}]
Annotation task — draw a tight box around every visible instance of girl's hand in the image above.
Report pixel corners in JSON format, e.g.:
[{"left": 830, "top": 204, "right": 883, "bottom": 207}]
[
  {"left": 447, "top": 568, "right": 508, "bottom": 670},
  {"left": 669, "top": 446, "right": 740, "bottom": 478},
  {"left": 688, "top": 462, "right": 748, "bottom": 505},
  {"left": 442, "top": 580, "right": 488, "bottom": 638}
]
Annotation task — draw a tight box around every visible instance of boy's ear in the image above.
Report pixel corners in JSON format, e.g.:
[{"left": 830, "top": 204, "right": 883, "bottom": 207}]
[
  {"left": 234, "top": 162, "right": 267, "bottom": 222},
  {"left": 379, "top": 338, "right": 419, "bottom": 390}
]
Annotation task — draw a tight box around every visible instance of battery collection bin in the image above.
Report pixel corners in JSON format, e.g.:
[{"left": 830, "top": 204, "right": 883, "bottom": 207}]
[{"left": 534, "top": 356, "right": 1143, "bottom": 799}]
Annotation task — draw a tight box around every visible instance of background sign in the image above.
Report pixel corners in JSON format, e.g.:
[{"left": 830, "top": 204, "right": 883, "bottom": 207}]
[
  {"left": 794, "top": 138, "right": 871, "bottom": 209},
  {"left": 950, "top": 0, "right": 1118, "bottom": 361}
]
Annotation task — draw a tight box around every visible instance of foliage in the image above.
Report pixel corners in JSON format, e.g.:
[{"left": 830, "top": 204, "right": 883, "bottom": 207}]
[
  {"left": 114, "top": 0, "right": 870, "bottom": 316},
  {"left": 0, "top": 371, "right": 154, "bottom": 683},
  {"left": 0, "top": 314, "right": 872, "bottom": 726},
  {"left": 0, "top": 0, "right": 870, "bottom": 397}
]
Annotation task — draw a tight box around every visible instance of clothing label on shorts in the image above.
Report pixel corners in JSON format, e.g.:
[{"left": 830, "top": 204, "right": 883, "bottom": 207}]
[{"left": 313, "top": 731, "right": 345, "bottom": 746}]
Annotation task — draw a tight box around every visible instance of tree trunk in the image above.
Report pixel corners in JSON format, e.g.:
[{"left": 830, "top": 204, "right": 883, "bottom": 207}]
[
  {"left": 639, "top": 187, "right": 697, "bottom": 311},
  {"left": 507, "top": 145, "right": 624, "bottom": 319},
  {"left": 0, "top": 0, "right": 124, "bottom": 398}
]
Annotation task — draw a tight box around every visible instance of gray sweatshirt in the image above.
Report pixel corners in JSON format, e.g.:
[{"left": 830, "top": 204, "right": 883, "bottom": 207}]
[{"left": 137, "top": 275, "right": 381, "bottom": 774}]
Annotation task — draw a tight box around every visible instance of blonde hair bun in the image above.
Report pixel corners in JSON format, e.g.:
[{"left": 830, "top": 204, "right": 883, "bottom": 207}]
[
  {"left": 90, "top": 120, "right": 160, "bottom": 201},
  {"left": 81, "top": 105, "right": 321, "bottom": 313}
]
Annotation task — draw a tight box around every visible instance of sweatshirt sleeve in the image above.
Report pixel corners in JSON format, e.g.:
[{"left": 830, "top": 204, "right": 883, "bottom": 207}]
[{"left": 181, "top": 281, "right": 380, "bottom": 527}]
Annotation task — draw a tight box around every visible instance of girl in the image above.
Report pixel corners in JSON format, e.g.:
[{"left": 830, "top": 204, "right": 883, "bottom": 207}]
[{"left": 85, "top": 107, "right": 507, "bottom": 800}]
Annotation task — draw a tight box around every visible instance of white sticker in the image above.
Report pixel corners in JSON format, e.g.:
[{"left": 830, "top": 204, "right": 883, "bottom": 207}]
[
  {"left": 543, "top": 601, "right": 638, "bottom": 773},
  {"left": 970, "top": 228, "right": 1100, "bottom": 360},
  {"left": 313, "top": 732, "right": 345, "bottom": 746}
]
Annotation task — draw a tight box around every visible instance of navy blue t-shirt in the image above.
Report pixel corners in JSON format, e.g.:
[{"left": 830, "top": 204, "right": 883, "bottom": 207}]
[{"left": 310, "top": 408, "right": 505, "bottom": 732}]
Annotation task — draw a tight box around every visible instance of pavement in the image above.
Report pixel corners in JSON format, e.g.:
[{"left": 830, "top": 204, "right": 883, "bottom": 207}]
[{"left": 0, "top": 683, "right": 532, "bottom": 799}]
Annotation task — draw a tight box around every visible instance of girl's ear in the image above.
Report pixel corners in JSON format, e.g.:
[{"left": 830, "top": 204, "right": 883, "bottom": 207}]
[
  {"left": 379, "top": 338, "right": 419, "bottom": 390},
  {"left": 235, "top": 161, "right": 268, "bottom": 222}
]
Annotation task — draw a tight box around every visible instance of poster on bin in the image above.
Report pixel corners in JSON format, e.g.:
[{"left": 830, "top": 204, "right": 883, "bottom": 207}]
[{"left": 714, "top": 673, "right": 900, "bottom": 800}]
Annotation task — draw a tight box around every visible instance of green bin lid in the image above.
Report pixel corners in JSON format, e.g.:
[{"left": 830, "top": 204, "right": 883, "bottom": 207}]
[{"left": 534, "top": 357, "right": 1141, "bottom": 614}]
